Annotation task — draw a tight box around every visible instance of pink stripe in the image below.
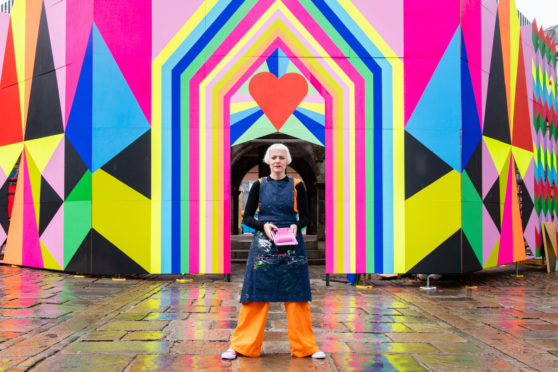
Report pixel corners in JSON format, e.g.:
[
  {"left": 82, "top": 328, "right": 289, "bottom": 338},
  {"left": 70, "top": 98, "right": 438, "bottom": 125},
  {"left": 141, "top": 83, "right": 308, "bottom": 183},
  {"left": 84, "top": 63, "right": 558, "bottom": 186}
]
[
  {"left": 189, "top": 0, "right": 364, "bottom": 274},
  {"left": 343, "top": 119, "right": 350, "bottom": 273},
  {"left": 204, "top": 77, "right": 214, "bottom": 264},
  {"left": 354, "top": 74, "right": 366, "bottom": 274},
  {"left": 498, "top": 158, "right": 514, "bottom": 265},
  {"left": 284, "top": 0, "right": 365, "bottom": 273},
  {"left": 206, "top": 85, "right": 213, "bottom": 273},
  {"left": 325, "top": 93, "right": 333, "bottom": 274},
  {"left": 188, "top": 1, "right": 271, "bottom": 274},
  {"left": 189, "top": 77, "right": 200, "bottom": 273},
  {"left": 230, "top": 93, "right": 256, "bottom": 103},
  {"left": 223, "top": 103, "right": 231, "bottom": 273},
  {"left": 21, "top": 153, "right": 42, "bottom": 268},
  {"left": 303, "top": 94, "right": 325, "bottom": 104}
]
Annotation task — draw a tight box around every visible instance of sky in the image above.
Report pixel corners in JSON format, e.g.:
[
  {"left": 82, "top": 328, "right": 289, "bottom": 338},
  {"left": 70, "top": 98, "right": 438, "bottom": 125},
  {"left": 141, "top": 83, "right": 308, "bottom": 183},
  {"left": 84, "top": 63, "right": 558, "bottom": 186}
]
[{"left": 515, "top": 0, "right": 558, "bottom": 28}]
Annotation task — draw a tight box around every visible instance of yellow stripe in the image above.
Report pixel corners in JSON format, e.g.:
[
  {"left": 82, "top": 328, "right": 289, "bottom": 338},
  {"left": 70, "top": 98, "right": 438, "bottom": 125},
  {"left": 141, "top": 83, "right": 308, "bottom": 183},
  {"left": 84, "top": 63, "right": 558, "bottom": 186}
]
[
  {"left": 201, "top": 6, "right": 351, "bottom": 272},
  {"left": 340, "top": 1, "right": 405, "bottom": 273},
  {"left": 298, "top": 102, "right": 325, "bottom": 114},
  {"left": 151, "top": 0, "right": 215, "bottom": 273},
  {"left": 10, "top": 0, "right": 25, "bottom": 130},
  {"left": 230, "top": 101, "right": 259, "bottom": 113}
]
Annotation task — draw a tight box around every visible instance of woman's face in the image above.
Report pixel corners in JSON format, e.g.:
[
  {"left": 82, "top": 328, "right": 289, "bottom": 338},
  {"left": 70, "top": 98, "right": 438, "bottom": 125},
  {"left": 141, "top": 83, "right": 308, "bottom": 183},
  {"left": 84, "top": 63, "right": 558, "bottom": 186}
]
[{"left": 269, "top": 149, "right": 288, "bottom": 176}]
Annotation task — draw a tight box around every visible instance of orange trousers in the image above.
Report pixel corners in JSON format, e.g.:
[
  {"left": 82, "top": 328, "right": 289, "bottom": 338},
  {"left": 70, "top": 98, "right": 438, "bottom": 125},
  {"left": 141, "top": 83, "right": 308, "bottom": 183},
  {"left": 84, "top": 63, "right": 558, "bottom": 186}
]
[{"left": 230, "top": 302, "right": 319, "bottom": 357}]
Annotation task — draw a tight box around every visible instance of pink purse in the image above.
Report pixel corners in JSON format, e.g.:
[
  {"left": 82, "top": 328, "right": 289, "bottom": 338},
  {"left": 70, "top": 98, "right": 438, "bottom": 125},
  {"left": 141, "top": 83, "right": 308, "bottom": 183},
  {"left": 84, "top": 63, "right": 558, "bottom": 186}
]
[{"left": 271, "top": 228, "right": 298, "bottom": 246}]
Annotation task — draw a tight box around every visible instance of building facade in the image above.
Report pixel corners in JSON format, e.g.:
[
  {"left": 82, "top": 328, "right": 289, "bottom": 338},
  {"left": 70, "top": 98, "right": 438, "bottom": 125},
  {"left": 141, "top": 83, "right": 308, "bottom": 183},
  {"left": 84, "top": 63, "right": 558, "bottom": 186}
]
[{"left": 0, "top": 0, "right": 557, "bottom": 275}]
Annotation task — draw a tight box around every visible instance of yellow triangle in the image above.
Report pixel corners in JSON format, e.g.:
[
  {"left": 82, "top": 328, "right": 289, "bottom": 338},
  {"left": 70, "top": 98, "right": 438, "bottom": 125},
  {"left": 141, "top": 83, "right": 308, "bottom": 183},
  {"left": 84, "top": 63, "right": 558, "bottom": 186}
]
[
  {"left": 24, "top": 147, "right": 41, "bottom": 229},
  {"left": 532, "top": 61, "right": 536, "bottom": 84},
  {"left": 0, "top": 142, "right": 23, "bottom": 176},
  {"left": 484, "top": 137, "right": 511, "bottom": 174},
  {"left": 499, "top": 152, "right": 512, "bottom": 215},
  {"left": 485, "top": 239, "right": 500, "bottom": 268},
  {"left": 40, "top": 241, "right": 61, "bottom": 271},
  {"left": 511, "top": 146, "right": 533, "bottom": 179},
  {"left": 92, "top": 170, "right": 151, "bottom": 272},
  {"left": 24, "top": 134, "right": 63, "bottom": 173}
]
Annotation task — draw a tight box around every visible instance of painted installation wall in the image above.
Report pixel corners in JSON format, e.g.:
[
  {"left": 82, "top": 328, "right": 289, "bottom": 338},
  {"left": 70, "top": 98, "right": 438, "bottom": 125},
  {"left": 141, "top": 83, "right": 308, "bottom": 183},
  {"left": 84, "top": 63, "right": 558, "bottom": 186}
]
[{"left": 0, "top": 0, "right": 556, "bottom": 275}]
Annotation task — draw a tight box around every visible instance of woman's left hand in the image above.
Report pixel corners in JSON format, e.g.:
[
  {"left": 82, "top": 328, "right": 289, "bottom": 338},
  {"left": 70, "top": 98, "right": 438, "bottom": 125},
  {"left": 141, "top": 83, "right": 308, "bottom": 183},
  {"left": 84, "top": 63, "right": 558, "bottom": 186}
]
[{"left": 290, "top": 224, "right": 297, "bottom": 236}]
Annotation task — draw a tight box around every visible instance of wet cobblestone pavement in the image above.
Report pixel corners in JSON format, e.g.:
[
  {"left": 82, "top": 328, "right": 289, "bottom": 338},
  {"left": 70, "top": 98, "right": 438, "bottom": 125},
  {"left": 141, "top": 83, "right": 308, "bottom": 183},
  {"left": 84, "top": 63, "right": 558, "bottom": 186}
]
[{"left": 0, "top": 262, "right": 557, "bottom": 371}]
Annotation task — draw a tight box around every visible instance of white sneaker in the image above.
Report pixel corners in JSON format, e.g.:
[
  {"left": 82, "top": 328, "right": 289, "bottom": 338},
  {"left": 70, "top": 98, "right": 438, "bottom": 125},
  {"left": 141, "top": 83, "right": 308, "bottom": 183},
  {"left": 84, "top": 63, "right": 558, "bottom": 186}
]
[
  {"left": 311, "top": 350, "right": 326, "bottom": 359},
  {"left": 221, "top": 349, "right": 237, "bottom": 360}
]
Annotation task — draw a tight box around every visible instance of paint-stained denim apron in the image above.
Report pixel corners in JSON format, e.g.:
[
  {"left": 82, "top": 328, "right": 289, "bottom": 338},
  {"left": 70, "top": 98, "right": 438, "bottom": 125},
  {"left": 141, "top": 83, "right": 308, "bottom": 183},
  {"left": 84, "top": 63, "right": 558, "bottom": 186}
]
[{"left": 240, "top": 177, "right": 311, "bottom": 303}]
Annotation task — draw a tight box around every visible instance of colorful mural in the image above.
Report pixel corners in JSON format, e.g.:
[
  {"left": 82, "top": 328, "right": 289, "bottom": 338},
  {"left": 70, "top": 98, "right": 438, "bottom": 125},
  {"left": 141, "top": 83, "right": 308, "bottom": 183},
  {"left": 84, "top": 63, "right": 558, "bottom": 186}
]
[
  {"left": 532, "top": 20, "right": 558, "bottom": 256},
  {"left": 0, "top": 0, "right": 556, "bottom": 275}
]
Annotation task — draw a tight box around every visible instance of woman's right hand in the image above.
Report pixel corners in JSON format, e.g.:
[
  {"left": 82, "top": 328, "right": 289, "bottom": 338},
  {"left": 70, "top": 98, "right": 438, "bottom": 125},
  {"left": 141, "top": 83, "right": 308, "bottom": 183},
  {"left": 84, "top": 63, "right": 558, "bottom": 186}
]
[{"left": 263, "top": 222, "right": 278, "bottom": 241}]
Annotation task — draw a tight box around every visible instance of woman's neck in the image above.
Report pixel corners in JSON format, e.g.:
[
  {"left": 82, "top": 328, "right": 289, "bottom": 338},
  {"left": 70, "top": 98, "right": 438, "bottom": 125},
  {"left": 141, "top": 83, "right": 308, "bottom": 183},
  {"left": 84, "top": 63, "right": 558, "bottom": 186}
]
[{"left": 269, "top": 172, "right": 286, "bottom": 180}]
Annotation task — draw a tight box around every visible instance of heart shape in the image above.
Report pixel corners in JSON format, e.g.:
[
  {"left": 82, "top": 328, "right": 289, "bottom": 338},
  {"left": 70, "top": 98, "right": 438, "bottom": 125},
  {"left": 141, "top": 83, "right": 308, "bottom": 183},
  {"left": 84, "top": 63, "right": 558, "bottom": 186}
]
[{"left": 249, "top": 72, "right": 308, "bottom": 130}]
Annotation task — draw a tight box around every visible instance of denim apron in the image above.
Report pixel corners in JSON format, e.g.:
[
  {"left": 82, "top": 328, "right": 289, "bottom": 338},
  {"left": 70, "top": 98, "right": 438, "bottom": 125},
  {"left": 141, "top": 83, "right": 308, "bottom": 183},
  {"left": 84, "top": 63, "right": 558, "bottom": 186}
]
[{"left": 240, "top": 177, "right": 311, "bottom": 303}]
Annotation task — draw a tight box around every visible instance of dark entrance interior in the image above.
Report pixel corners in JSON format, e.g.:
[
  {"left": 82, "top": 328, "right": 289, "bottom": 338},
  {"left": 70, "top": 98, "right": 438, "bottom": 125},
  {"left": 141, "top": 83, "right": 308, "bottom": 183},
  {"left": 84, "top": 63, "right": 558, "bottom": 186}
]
[{"left": 230, "top": 134, "right": 325, "bottom": 265}]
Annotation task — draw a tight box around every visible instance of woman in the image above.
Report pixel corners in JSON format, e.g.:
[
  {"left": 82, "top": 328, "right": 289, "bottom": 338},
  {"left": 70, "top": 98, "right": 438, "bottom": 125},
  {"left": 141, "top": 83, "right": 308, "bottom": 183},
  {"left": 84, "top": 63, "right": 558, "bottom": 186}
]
[{"left": 222, "top": 143, "right": 325, "bottom": 359}]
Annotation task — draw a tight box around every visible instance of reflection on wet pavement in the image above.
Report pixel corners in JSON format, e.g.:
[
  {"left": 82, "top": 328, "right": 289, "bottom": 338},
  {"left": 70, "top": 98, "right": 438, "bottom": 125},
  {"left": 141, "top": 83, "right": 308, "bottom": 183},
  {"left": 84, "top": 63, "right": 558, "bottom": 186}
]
[{"left": 0, "top": 263, "right": 556, "bottom": 371}]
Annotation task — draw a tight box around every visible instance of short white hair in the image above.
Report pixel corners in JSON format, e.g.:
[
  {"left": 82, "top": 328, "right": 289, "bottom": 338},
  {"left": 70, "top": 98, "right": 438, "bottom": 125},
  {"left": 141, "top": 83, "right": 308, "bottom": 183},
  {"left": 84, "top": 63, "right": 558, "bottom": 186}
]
[{"left": 263, "top": 143, "right": 292, "bottom": 164}]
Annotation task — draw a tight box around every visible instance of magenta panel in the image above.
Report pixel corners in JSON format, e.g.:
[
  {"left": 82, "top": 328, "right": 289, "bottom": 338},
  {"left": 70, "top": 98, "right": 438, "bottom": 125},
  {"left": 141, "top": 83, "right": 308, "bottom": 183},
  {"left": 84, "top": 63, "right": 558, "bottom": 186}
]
[
  {"left": 94, "top": 0, "right": 152, "bottom": 123},
  {"left": 403, "top": 0, "right": 460, "bottom": 124}
]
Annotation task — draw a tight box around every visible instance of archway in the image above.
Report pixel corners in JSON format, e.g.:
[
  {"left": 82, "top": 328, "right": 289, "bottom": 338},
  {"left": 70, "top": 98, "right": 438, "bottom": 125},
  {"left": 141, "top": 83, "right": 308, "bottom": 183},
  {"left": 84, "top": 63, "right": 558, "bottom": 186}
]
[{"left": 230, "top": 135, "right": 323, "bottom": 237}]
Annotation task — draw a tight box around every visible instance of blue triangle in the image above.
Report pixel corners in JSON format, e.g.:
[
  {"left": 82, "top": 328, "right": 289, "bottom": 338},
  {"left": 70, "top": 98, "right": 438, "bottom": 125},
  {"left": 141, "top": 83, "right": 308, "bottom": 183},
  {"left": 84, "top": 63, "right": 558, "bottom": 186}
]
[
  {"left": 231, "top": 106, "right": 262, "bottom": 125},
  {"left": 295, "top": 107, "right": 325, "bottom": 126},
  {"left": 461, "top": 32, "right": 482, "bottom": 170},
  {"left": 406, "top": 26, "right": 462, "bottom": 171},
  {"left": 91, "top": 24, "right": 150, "bottom": 172},
  {"left": 230, "top": 109, "right": 264, "bottom": 144},
  {"left": 266, "top": 49, "right": 279, "bottom": 77},
  {"left": 66, "top": 28, "right": 93, "bottom": 170},
  {"left": 293, "top": 109, "right": 325, "bottom": 145},
  {"left": 277, "top": 49, "right": 288, "bottom": 77}
]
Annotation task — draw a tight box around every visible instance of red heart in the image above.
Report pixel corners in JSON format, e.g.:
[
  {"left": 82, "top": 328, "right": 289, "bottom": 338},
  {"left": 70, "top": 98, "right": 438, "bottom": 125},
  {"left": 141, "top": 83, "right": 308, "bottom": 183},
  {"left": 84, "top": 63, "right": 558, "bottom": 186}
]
[{"left": 248, "top": 72, "right": 308, "bottom": 130}]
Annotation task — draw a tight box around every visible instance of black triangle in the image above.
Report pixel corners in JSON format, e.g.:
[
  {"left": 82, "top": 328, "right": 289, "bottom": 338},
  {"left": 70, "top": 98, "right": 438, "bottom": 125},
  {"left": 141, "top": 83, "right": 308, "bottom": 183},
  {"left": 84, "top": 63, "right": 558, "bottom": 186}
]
[
  {"left": 405, "top": 132, "right": 453, "bottom": 199},
  {"left": 408, "top": 230, "right": 462, "bottom": 274},
  {"left": 462, "top": 232, "right": 483, "bottom": 273},
  {"left": 483, "top": 178, "right": 501, "bottom": 231},
  {"left": 519, "top": 180, "right": 534, "bottom": 232},
  {"left": 65, "top": 136, "right": 88, "bottom": 199},
  {"left": 24, "top": 3, "right": 63, "bottom": 141},
  {"left": 91, "top": 229, "right": 148, "bottom": 275},
  {"left": 0, "top": 159, "right": 20, "bottom": 233},
  {"left": 39, "top": 177, "right": 63, "bottom": 236},
  {"left": 483, "top": 15, "right": 511, "bottom": 144},
  {"left": 0, "top": 178, "right": 9, "bottom": 233},
  {"left": 512, "top": 158, "right": 534, "bottom": 232},
  {"left": 464, "top": 141, "right": 483, "bottom": 197},
  {"left": 65, "top": 230, "right": 92, "bottom": 273},
  {"left": 101, "top": 131, "right": 151, "bottom": 199}
]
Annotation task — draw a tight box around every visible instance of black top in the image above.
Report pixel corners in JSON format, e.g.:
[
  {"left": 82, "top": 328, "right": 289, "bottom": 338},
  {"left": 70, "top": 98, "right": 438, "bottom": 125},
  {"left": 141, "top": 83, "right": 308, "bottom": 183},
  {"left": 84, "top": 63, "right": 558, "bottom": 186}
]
[{"left": 243, "top": 177, "right": 309, "bottom": 231}]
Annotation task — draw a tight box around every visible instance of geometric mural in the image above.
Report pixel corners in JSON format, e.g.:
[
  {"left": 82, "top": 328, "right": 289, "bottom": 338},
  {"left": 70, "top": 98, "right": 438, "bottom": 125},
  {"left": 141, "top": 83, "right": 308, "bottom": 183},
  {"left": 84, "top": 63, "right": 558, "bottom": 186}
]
[{"left": 0, "top": 0, "right": 556, "bottom": 275}]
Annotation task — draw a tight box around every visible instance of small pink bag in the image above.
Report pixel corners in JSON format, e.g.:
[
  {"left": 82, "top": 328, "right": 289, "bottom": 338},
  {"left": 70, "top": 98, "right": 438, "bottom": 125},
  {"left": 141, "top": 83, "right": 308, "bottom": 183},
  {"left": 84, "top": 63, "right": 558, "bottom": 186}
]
[{"left": 271, "top": 228, "right": 298, "bottom": 246}]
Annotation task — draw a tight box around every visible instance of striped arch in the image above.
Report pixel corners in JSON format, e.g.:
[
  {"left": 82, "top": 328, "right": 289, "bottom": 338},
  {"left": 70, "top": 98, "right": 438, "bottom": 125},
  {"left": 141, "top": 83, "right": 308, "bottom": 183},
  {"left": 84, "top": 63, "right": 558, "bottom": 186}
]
[{"left": 152, "top": 0, "right": 404, "bottom": 274}]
